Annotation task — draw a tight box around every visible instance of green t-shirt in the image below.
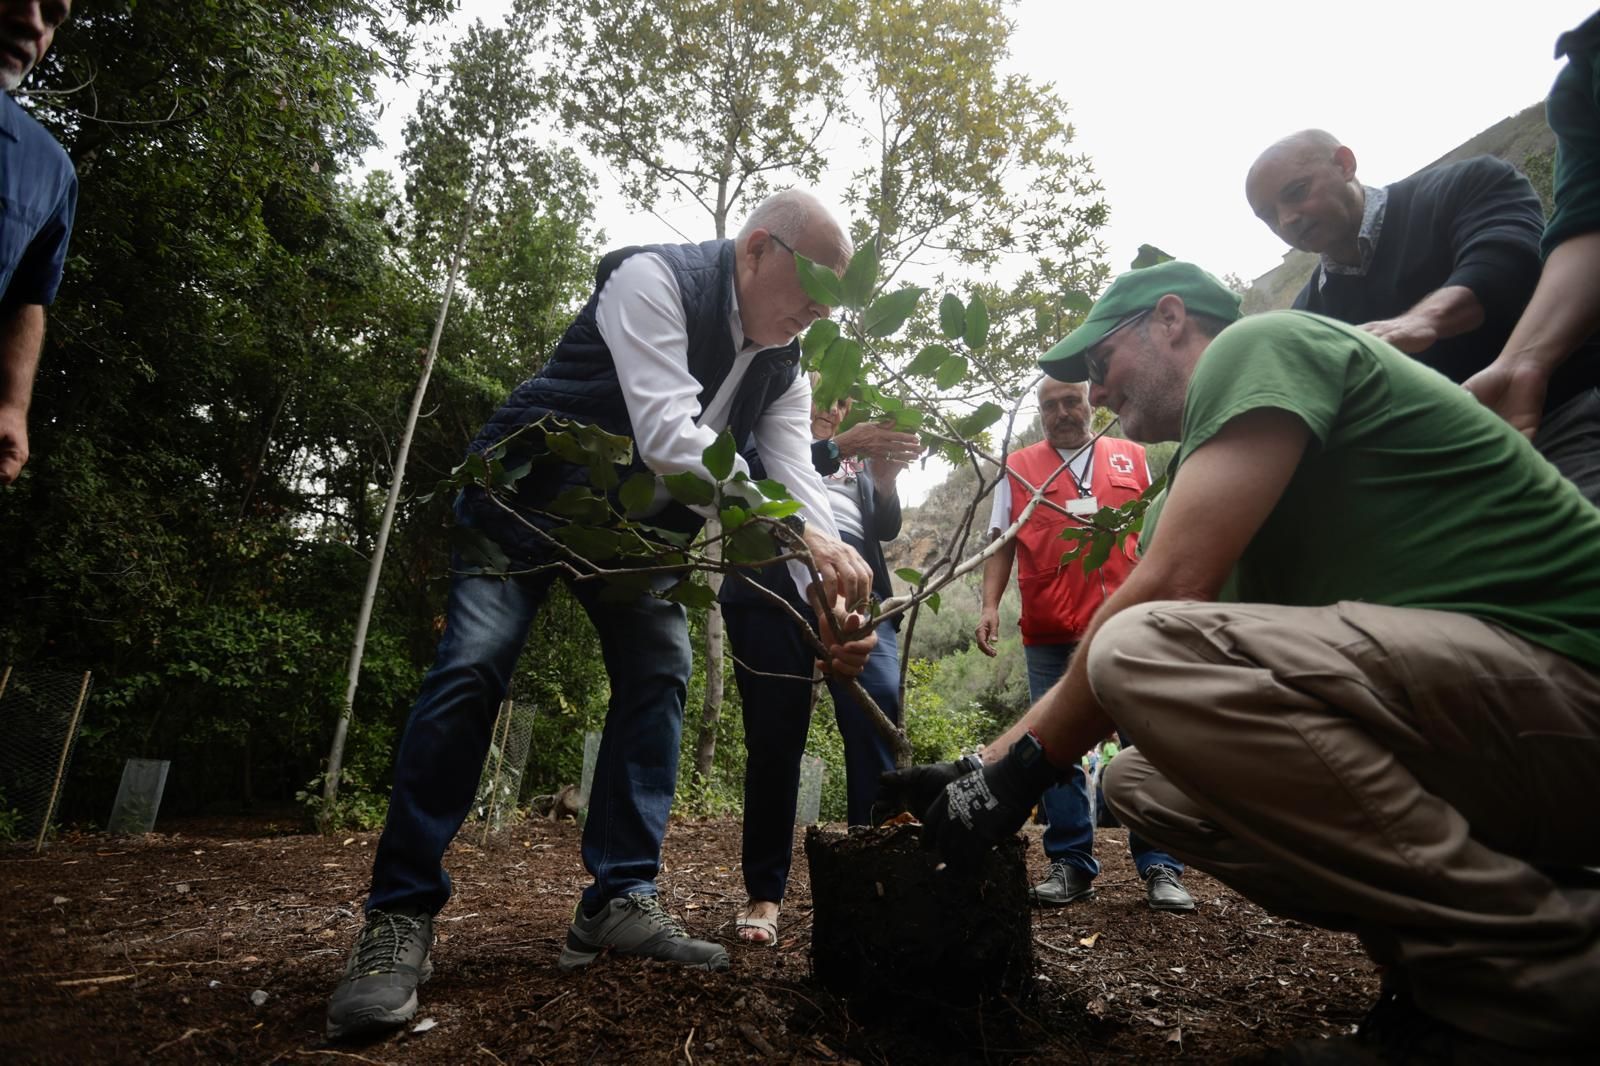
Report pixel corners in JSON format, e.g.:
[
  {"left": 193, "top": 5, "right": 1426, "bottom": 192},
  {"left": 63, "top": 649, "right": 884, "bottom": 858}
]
[{"left": 1149, "top": 310, "right": 1600, "bottom": 672}]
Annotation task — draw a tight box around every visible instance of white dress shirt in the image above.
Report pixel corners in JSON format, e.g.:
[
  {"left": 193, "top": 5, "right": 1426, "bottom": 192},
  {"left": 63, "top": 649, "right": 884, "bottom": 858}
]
[{"left": 593, "top": 252, "right": 838, "bottom": 594}]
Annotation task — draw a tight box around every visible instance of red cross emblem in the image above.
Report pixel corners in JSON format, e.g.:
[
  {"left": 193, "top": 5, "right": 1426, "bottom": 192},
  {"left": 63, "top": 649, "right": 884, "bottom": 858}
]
[{"left": 1108, "top": 453, "right": 1135, "bottom": 475}]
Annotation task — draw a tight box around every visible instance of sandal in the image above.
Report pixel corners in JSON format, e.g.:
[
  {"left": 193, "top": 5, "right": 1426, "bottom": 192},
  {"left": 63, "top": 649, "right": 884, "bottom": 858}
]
[{"left": 735, "top": 906, "right": 780, "bottom": 947}]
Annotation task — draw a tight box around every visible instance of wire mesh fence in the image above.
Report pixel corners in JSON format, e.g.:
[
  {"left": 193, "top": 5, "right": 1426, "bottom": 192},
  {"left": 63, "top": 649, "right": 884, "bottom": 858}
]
[
  {"left": 472, "top": 698, "right": 537, "bottom": 840},
  {"left": 0, "top": 665, "right": 93, "bottom": 852}
]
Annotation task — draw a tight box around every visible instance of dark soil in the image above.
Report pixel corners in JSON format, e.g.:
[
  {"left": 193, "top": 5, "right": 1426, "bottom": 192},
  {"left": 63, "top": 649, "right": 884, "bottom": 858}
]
[{"left": 0, "top": 816, "right": 1379, "bottom": 1064}]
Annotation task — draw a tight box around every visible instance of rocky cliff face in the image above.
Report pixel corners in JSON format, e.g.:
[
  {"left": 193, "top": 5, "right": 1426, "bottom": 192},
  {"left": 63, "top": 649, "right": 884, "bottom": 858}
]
[{"left": 886, "top": 420, "right": 1042, "bottom": 589}]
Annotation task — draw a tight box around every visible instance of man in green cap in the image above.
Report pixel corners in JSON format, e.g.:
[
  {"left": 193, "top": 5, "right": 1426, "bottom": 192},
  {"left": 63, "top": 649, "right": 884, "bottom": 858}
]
[{"left": 881, "top": 261, "right": 1600, "bottom": 1057}]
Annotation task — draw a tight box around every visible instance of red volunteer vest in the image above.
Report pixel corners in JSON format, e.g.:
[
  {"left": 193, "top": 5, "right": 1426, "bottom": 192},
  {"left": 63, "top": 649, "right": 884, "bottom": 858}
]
[{"left": 1007, "top": 436, "right": 1150, "bottom": 645}]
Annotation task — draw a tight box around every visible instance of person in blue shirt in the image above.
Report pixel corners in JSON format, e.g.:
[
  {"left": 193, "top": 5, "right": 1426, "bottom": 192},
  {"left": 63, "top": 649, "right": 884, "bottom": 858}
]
[{"left": 0, "top": 0, "right": 77, "bottom": 485}]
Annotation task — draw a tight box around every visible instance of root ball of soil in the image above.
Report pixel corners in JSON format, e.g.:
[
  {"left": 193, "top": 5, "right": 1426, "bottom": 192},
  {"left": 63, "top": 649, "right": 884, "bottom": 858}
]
[{"left": 804, "top": 823, "right": 1032, "bottom": 1009}]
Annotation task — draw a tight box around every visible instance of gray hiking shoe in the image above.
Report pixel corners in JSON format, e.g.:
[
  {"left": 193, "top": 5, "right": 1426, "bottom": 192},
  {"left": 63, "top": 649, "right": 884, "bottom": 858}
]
[
  {"left": 1030, "top": 861, "right": 1097, "bottom": 906},
  {"left": 558, "top": 892, "right": 730, "bottom": 973},
  {"left": 325, "top": 908, "right": 434, "bottom": 1040}
]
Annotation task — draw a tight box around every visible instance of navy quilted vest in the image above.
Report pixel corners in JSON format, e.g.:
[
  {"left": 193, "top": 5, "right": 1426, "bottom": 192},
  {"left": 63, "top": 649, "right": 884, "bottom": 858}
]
[{"left": 459, "top": 240, "right": 800, "bottom": 565}]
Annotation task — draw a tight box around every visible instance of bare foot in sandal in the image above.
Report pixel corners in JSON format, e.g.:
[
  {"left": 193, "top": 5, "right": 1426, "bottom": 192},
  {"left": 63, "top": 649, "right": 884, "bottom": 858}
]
[{"left": 736, "top": 900, "right": 780, "bottom": 945}]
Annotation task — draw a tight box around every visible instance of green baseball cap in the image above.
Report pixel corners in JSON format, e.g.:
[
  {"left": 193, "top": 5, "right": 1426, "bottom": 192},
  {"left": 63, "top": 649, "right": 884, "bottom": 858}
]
[{"left": 1039, "top": 261, "right": 1243, "bottom": 382}]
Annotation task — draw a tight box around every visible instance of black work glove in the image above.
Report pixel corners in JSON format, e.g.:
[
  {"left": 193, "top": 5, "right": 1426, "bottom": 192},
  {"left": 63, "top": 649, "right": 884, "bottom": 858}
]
[
  {"left": 872, "top": 754, "right": 983, "bottom": 827},
  {"left": 922, "top": 733, "right": 1062, "bottom": 869}
]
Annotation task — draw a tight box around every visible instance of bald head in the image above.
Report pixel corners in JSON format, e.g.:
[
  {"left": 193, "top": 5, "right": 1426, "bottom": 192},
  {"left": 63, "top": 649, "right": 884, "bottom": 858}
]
[
  {"left": 733, "top": 188, "right": 853, "bottom": 348},
  {"left": 1247, "top": 130, "right": 1343, "bottom": 183},
  {"left": 1245, "top": 130, "right": 1365, "bottom": 264},
  {"left": 738, "top": 189, "right": 852, "bottom": 273}
]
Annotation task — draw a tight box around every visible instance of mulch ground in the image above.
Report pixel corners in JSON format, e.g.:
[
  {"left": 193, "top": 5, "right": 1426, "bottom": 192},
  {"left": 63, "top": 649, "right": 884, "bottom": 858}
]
[{"left": 0, "top": 816, "right": 1379, "bottom": 1064}]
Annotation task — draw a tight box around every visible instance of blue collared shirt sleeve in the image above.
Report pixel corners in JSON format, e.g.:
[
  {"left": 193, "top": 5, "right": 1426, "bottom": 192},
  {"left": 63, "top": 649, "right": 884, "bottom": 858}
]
[
  {"left": 9, "top": 173, "right": 76, "bottom": 306},
  {"left": 0, "top": 95, "right": 78, "bottom": 309}
]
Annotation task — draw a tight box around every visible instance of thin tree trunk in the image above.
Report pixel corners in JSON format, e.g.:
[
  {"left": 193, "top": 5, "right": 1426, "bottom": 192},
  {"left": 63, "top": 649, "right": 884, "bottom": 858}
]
[
  {"left": 695, "top": 206, "right": 734, "bottom": 781},
  {"left": 321, "top": 181, "right": 484, "bottom": 824},
  {"left": 693, "top": 526, "right": 724, "bottom": 780}
]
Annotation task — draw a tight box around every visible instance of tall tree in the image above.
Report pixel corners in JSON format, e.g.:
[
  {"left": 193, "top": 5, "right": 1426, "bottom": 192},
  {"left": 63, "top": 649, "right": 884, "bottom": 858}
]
[
  {"left": 323, "top": 14, "right": 597, "bottom": 811},
  {"left": 544, "top": 0, "right": 850, "bottom": 235},
  {"left": 846, "top": 0, "right": 1108, "bottom": 387}
]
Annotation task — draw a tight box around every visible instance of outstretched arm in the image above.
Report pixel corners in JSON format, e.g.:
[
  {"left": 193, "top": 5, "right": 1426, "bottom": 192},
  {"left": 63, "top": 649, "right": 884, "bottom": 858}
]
[
  {"left": 1465, "top": 232, "right": 1600, "bottom": 437},
  {"left": 985, "top": 407, "right": 1312, "bottom": 767},
  {"left": 0, "top": 304, "right": 45, "bottom": 485}
]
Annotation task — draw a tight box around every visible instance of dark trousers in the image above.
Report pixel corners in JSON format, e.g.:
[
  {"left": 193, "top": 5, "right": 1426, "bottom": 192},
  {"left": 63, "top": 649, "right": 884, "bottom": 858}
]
[
  {"left": 723, "top": 600, "right": 901, "bottom": 903},
  {"left": 367, "top": 556, "right": 690, "bottom": 917},
  {"left": 1023, "top": 641, "right": 1181, "bottom": 879}
]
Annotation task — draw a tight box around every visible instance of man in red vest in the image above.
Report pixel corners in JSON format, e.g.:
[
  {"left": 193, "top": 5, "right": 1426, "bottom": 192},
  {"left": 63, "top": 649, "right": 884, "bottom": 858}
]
[{"left": 975, "top": 378, "right": 1194, "bottom": 912}]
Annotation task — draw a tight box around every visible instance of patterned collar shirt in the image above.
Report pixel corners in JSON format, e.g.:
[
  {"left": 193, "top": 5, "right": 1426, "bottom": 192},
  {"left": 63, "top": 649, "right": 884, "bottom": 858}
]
[{"left": 1317, "top": 184, "right": 1388, "bottom": 290}]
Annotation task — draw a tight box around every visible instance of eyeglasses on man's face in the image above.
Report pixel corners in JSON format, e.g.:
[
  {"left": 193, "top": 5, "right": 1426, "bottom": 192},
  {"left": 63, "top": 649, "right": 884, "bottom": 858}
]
[
  {"left": 1084, "top": 308, "right": 1152, "bottom": 385},
  {"left": 768, "top": 232, "right": 798, "bottom": 258}
]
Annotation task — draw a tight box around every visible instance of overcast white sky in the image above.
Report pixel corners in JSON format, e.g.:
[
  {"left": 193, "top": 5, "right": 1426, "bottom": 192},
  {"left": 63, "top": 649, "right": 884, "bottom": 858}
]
[{"left": 366, "top": 1, "right": 1597, "bottom": 503}]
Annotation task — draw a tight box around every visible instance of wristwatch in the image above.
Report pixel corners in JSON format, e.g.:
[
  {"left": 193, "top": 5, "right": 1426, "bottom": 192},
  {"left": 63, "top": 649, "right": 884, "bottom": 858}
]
[{"left": 812, "top": 438, "right": 842, "bottom": 476}]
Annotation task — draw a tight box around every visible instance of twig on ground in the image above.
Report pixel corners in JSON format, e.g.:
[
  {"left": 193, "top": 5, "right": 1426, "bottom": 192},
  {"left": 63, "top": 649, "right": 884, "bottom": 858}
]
[{"left": 149, "top": 1027, "right": 223, "bottom": 1056}]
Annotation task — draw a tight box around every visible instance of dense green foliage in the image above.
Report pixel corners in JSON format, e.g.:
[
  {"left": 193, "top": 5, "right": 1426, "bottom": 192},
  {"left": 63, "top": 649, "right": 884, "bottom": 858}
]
[
  {"left": 0, "top": 1, "right": 602, "bottom": 825},
  {"left": 0, "top": 1, "right": 1108, "bottom": 836}
]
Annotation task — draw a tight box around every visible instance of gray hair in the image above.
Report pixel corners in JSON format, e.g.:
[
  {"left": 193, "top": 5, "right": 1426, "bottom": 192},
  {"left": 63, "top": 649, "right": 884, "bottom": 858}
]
[{"left": 738, "top": 189, "right": 853, "bottom": 269}]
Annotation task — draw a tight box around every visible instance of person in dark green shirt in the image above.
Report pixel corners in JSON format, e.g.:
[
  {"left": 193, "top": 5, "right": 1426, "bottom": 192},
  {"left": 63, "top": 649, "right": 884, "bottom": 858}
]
[{"left": 885, "top": 261, "right": 1600, "bottom": 1059}]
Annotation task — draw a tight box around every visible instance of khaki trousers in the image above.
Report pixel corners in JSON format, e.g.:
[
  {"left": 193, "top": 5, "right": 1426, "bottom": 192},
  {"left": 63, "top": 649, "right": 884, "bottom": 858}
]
[{"left": 1092, "top": 600, "right": 1600, "bottom": 1050}]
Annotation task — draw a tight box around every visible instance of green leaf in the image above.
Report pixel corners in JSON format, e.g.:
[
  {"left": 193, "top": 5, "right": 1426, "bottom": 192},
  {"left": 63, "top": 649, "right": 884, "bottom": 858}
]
[
  {"left": 1082, "top": 532, "right": 1115, "bottom": 572},
  {"left": 1131, "top": 243, "right": 1175, "bottom": 270},
  {"left": 451, "top": 452, "right": 491, "bottom": 483},
  {"left": 551, "top": 525, "right": 623, "bottom": 560},
  {"left": 451, "top": 526, "right": 511, "bottom": 574},
  {"left": 926, "top": 592, "right": 942, "bottom": 614},
  {"left": 755, "top": 478, "right": 792, "bottom": 501},
  {"left": 892, "top": 407, "right": 925, "bottom": 432},
  {"left": 662, "top": 580, "right": 716, "bottom": 610},
  {"left": 801, "top": 318, "right": 840, "bottom": 368},
  {"left": 935, "top": 354, "right": 968, "bottom": 390},
  {"left": 663, "top": 471, "right": 715, "bottom": 507},
  {"left": 839, "top": 242, "right": 879, "bottom": 311},
  {"left": 640, "top": 525, "right": 694, "bottom": 548},
  {"left": 619, "top": 473, "right": 657, "bottom": 515},
  {"left": 549, "top": 487, "right": 611, "bottom": 524},
  {"left": 494, "top": 460, "right": 532, "bottom": 488},
  {"left": 586, "top": 455, "right": 620, "bottom": 491},
  {"left": 895, "top": 567, "right": 923, "bottom": 585},
  {"left": 703, "top": 429, "right": 736, "bottom": 481},
  {"left": 719, "top": 505, "right": 749, "bottom": 528},
  {"left": 964, "top": 294, "right": 990, "bottom": 350},
  {"left": 814, "top": 336, "right": 863, "bottom": 410},
  {"left": 598, "top": 573, "right": 653, "bottom": 604},
  {"left": 1062, "top": 290, "right": 1094, "bottom": 314},
  {"left": 954, "top": 401, "right": 1005, "bottom": 438},
  {"left": 755, "top": 499, "right": 802, "bottom": 519},
  {"left": 939, "top": 293, "right": 966, "bottom": 339},
  {"left": 862, "top": 286, "right": 924, "bottom": 338},
  {"left": 793, "top": 253, "right": 843, "bottom": 307},
  {"left": 906, "top": 344, "right": 950, "bottom": 377},
  {"left": 542, "top": 430, "right": 587, "bottom": 466},
  {"left": 727, "top": 523, "right": 778, "bottom": 564}
]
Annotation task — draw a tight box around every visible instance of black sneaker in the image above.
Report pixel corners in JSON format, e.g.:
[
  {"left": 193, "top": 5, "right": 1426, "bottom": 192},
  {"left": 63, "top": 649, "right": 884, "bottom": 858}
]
[
  {"left": 557, "top": 892, "right": 730, "bottom": 973},
  {"left": 1030, "top": 861, "right": 1096, "bottom": 906},
  {"left": 325, "top": 908, "right": 434, "bottom": 1040},
  {"left": 1144, "top": 865, "right": 1195, "bottom": 912}
]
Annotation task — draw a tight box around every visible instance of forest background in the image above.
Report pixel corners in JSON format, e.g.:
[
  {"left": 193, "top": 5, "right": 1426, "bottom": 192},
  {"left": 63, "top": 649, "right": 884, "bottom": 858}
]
[{"left": 0, "top": 0, "right": 1580, "bottom": 834}]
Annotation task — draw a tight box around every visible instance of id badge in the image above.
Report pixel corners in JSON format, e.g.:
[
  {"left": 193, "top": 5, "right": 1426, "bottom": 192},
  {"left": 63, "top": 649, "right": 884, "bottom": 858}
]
[{"left": 1066, "top": 496, "right": 1099, "bottom": 517}]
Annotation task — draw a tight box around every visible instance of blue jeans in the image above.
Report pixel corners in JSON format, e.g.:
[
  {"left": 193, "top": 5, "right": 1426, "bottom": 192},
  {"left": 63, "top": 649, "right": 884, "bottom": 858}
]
[
  {"left": 723, "top": 601, "right": 900, "bottom": 903},
  {"left": 1023, "top": 641, "right": 1181, "bottom": 880},
  {"left": 368, "top": 558, "right": 690, "bottom": 917}
]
